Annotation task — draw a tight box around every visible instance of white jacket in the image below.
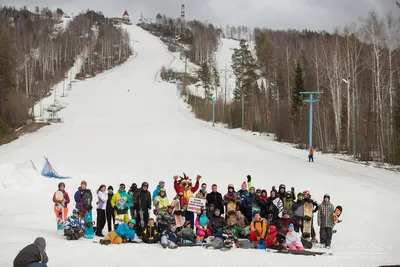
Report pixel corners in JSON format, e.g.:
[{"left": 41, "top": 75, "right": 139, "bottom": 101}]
[
  {"left": 97, "top": 191, "right": 108, "bottom": 210},
  {"left": 285, "top": 230, "right": 303, "bottom": 247}
]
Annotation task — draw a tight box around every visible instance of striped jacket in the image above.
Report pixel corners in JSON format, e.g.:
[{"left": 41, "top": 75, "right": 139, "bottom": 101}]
[
  {"left": 64, "top": 215, "right": 84, "bottom": 230},
  {"left": 317, "top": 201, "right": 334, "bottom": 228}
]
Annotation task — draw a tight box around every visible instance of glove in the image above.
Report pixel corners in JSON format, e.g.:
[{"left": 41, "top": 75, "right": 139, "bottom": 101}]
[
  {"left": 173, "top": 175, "right": 179, "bottom": 180},
  {"left": 247, "top": 175, "right": 251, "bottom": 182},
  {"left": 255, "top": 230, "right": 261, "bottom": 237},
  {"left": 123, "top": 207, "right": 128, "bottom": 213},
  {"left": 272, "top": 186, "right": 276, "bottom": 191},
  {"left": 153, "top": 210, "right": 159, "bottom": 215},
  {"left": 196, "top": 175, "right": 201, "bottom": 181},
  {"left": 291, "top": 187, "right": 295, "bottom": 192}
]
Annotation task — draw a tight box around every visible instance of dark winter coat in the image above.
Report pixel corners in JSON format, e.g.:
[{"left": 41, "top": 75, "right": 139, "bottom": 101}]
[
  {"left": 206, "top": 191, "right": 224, "bottom": 214},
  {"left": 157, "top": 210, "right": 175, "bottom": 232},
  {"left": 128, "top": 187, "right": 139, "bottom": 208},
  {"left": 74, "top": 187, "right": 93, "bottom": 213},
  {"left": 268, "top": 197, "right": 283, "bottom": 221},
  {"left": 106, "top": 192, "right": 114, "bottom": 215},
  {"left": 14, "top": 237, "right": 48, "bottom": 267},
  {"left": 162, "top": 230, "right": 178, "bottom": 244},
  {"left": 135, "top": 189, "right": 151, "bottom": 211},
  {"left": 209, "top": 214, "right": 227, "bottom": 233},
  {"left": 257, "top": 196, "right": 269, "bottom": 218},
  {"left": 242, "top": 193, "right": 254, "bottom": 221},
  {"left": 291, "top": 199, "right": 305, "bottom": 227},
  {"left": 143, "top": 224, "right": 158, "bottom": 238}
]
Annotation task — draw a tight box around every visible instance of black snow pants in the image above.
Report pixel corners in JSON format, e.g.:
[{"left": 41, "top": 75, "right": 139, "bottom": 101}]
[
  {"left": 96, "top": 209, "right": 106, "bottom": 235},
  {"left": 106, "top": 212, "right": 115, "bottom": 232},
  {"left": 319, "top": 227, "right": 333, "bottom": 246}
]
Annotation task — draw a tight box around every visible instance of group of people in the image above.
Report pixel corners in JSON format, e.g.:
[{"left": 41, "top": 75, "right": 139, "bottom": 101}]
[{"left": 49, "top": 174, "right": 337, "bottom": 251}]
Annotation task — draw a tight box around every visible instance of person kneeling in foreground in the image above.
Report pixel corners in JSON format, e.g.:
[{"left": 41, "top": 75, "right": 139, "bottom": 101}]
[
  {"left": 142, "top": 218, "right": 161, "bottom": 244},
  {"left": 161, "top": 224, "right": 178, "bottom": 249},
  {"left": 64, "top": 209, "right": 84, "bottom": 240},
  {"left": 100, "top": 219, "right": 136, "bottom": 245},
  {"left": 14, "top": 237, "right": 48, "bottom": 267},
  {"left": 285, "top": 223, "right": 304, "bottom": 251}
]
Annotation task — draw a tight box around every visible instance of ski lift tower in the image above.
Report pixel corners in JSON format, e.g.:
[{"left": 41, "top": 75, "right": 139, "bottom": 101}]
[{"left": 181, "top": 4, "right": 185, "bottom": 37}]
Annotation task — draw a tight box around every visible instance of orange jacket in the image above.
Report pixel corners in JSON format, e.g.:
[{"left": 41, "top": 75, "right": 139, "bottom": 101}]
[
  {"left": 250, "top": 219, "right": 267, "bottom": 240},
  {"left": 310, "top": 147, "right": 315, "bottom": 155}
]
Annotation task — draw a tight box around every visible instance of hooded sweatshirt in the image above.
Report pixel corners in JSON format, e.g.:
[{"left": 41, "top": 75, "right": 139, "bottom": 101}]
[
  {"left": 111, "top": 189, "right": 132, "bottom": 214},
  {"left": 153, "top": 190, "right": 169, "bottom": 213},
  {"left": 13, "top": 237, "right": 48, "bottom": 267}
]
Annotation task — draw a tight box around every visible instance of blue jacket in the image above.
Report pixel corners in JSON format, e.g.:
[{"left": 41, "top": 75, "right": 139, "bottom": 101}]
[
  {"left": 152, "top": 185, "right": 160, "bottom": 201},
  {"left": 64, "top": 215, "right": 84, "bottom": 230},
  {"left": 162, "top": 230, "right": 178, "bottom": 244},
  {"left": 74, "top": 187, "right": 83, "bottom": 211},
  {"left": 115, "top": 223, "right": 135, "bottom": 240}
]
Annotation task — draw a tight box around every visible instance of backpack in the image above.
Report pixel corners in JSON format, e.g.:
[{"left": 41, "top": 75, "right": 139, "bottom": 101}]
[{"left": 82, "top": 190, "right": 93, "bottom": 210}]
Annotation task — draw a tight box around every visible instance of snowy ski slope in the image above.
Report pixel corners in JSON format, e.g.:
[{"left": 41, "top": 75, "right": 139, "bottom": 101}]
[{"left": 0, "top": 25, "right": 399, "bottom": 267}]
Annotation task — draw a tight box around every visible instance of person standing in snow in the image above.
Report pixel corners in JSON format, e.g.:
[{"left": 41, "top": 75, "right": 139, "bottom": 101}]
[
  {"left": 309, "top": 147, "right": 315, "bottom": 162},
  {"left": 95, "top": 184, "right": 107, "bottom": 237},
  {"left": 111, "top": 183, "right": 132, "bottom": 226},
  {"left": 106, "top": 186, "right": 115, "bottom": 232},
  {"left": 153, "top": 188, "right": 169, "bottom": 215},
  {"left": 291, "top": 192, "right": 305, "bottom": 232},
  {"left": 195, "top": 183, "right": 208, "bottom": 199},
  {"left": 74, "top": 181, "right": 92, "bottom": 217},
  {"left": 152, "top": 180, "right": 165, "bottom": 201},
  {"left": 206, "top": 184, "right": 224, "bottom": 215},
  {"left": 128, "top": 183, "right": 138, "bottom": 220},
  {"left": 318, "top": 194, "right": 335, "bottom": 249},
  {"left": 13, "top": 237, "right": 48, "bottom": 267},
  {"left": 52, "top": 182, "right": 70, "bottom": 222},
  {"left": 303, "top": 190, "right": 319, "bottom": 242},
  {"left": 242, "top": 186, "right": 255, "bottom": 223},
  {"left": 134, "top": 182, "right": 152, "bottom": 238},
  {"left": 267, "top": 189, "right": 284, "bottom": 225}
]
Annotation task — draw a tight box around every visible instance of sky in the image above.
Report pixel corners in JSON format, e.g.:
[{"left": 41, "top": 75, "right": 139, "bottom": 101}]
[{"left": 0, "top": 0, "right": 396, "bottom": 31}]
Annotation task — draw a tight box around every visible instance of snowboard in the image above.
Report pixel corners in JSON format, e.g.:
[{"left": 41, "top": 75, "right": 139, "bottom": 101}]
[
  {"left": 115, "top": 197, "right": 127, "bottom": 226},
  {"left": 301, "top": 236, "right": 313, "bottom": 249},
  {"left": 332, "top": 205, "right": 343, "bottom": 234},
  {"left": 173, "top": 199, "right": 183, "bottom": 227},
  {"left": 54, "top": 190, "right": 64, "bottom": 230},
  {"left": 267, "top": 249, "right": 333, "bottom": 256},
  {"left": 84, "top": 210, "right": 95, "bottom": 239},
  {"left": 237, "top": 238, "right": 252, "bottom": 249},
  {"left": 302, "top": 202, "right": 313, "bottom": 239},
  {"left": 226, "top": 202, "right": 236, "bottom": 225}
]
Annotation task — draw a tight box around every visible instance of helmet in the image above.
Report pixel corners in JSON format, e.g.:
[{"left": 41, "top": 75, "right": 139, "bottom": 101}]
[
  {"left": 72, "top": 208, "right": 79, "bottom": 214},
  {"left": 142, "top": 182, "right": 149, "bottom": 187},
  {"left": 303, "top": 190, "right": 311, "bottom": 198},
  {"left": 128, "top": 219, "right": 136, "bottom": 225},
  {"left": 279, "top": 184, "right": 285, "bottom": 189},
  {"left": 297, "top": 192, "right": 304, "bottom": 200}
]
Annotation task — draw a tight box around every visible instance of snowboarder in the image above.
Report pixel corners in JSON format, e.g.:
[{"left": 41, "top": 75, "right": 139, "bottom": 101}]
[
  {"left": 95, "top": 184, "right": 107, "bottom": 237},
  {"left": 100, "top": 219, "right": 136, "bottom": 245},
  {"left": 309, "top": 147, "right": 315, "bottom": 162},
  {"left": 195, "top": 207, "right": 211, "bottom": 241},
  {"left": 13, "top": 237, "right": 48, "bottom": 267},
  {"left": 152, "top": 180, "right": 165, "bottom": 201},
  {"left": 161, "top": 224, "right": 179, "bottom": 249},
  {"left": 256, "top": 189, "right": 269, "bottom": 219},
  {"left": 153, "top": 188, "right": 169, "bottom": 214},
  {"left": 286, "top": 223, "right": 304, "bottom": 251},
  {"left": 128, "top": 183, "right": 138, "bottom": 220},
  {"left": 249, "top": 211, "right": 267, "bottom": 247},
  {"left": 157, "top": 204, "right": 175, "bottom": 233},
  {"left": 134, "top": 181, "right": 152, "bottom": 238},
  {"left": 111, "top": 183, "right": 132, "bottom": 226},
  {"left": 195, "top": 183, "right": 207, "bottom": 199},
  {"left": 267, "top": 189, "right": 284, "bottom": 224},
  {"left": 224, "top": 184, "right": 240, "bottom": 224},
  {"left": 106, "top": 186, "right": 115, "bottom": 232},
  {"left": 318, "top": 194, "right": 335, "bottom": 249},
  {"left": 266, "top": 225, "right": 287, "bottom": 250},
  {"left": 303, "top": 190, "right": 319, "bottom": 242},
  {"left": 178, "top": 221, "right": 198, "bottom": 245},
  {"left": 74, "top": 181, "right": 92, "bottom": 217},
  {"left": 291, "top": 192, "right": 305, "bottom": 232},
  {"left": 64, "top": 209, "right": 84, "bottom": 240},
  {"left": 209, "top": 208, "right": 227, "bottom": 236},
  {"left": 52, "top": 182, "right": 70, "bottom": 222},
  {"left": 206, "top": 184, "right": 224, "bottom": 215},
  {"left": 283, "top": 191, "right": 294, "bottom": 218},
  {"left": 142, "top": 218, "right": 161, "bottom": 244}
]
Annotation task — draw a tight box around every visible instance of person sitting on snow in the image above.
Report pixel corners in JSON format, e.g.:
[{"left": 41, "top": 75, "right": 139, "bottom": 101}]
[
  {"left": 157, "top": 204, "right": 175, "bottom": 233},
  {"left": 64, "top": 209, "right": 84, "bottom": 240},
  {"left": 278, "top": 210, "right": 293, "bottom": 241},
  {"left": 285, "top": 223, "right": 304, "bottom": 251},
  {"left": 195, "top": 207, "right": 211, "bottom": 242},
  {"left": 161, "top": 224, "right": 179, "bottom": 249},
  {"left": 249, "top": 211, "right": 267, "bottom": 248},
  {"left": 209, "top": 208, "right": 227, "bottom": 236},
  {"left": 266, "top": 225, "right": 287, "bottom": 250},
  {"left": 178, "top": 221, "right": 197, "bottom": 244},
  {"left": 100, "top": 219, "right": 136, "bottom": 245},
  {"left": 13, "top": 237, "right": 48, "bottom": 267},
  {"left": 142, "top": 218, "right": 161, "bottom": 244}
]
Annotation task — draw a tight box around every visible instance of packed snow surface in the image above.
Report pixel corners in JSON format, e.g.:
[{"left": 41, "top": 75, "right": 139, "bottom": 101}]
[{"left": 0, "top": 25, "right": 399, "bottom": 267}]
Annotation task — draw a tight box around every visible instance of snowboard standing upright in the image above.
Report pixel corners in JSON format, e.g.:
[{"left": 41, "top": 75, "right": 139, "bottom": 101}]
[
  {"left": 173, "top": 199, "right": 183, "bottom": 227},
  {"left": 302, "top": 202, "right": 313, "bottom": 239},
  {"left": 226, "top": 202, "right": 236, "bottom": 225},
  {"left": 82, "top": 189, "right": 94, "bottom": 239},
  {"left": 332, "top": 205, "right": 343, "bottom": 234},
  {"left": 54, "top": 190, "right": 64, "bottom": 230}
]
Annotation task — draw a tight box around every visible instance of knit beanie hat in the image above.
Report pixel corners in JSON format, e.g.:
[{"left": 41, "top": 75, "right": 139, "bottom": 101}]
[
  {"left": 288, "top": 223, "right": 294, "bottom": 229},
  {"left": 324, "top": 194, "right": 330, "bottom": 200},
  {"left": 241, "top": 181, "right": 247, "bottom": 188},
  {"left": 107, "top": 185, "right": 113, "bottom": 190}
]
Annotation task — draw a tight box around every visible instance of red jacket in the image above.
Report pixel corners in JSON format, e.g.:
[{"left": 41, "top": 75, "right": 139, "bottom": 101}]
[
  {"left": 266, "top": 225, "right": 278, "bottom": 248},
  {"left": 53, "top": 190, "right": 70, "bottom": 207}
]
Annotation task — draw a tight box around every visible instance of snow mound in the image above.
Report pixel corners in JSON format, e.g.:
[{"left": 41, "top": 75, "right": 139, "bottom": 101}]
[{"left": 0, "top": 163, "right": 37, "bottom": 189}]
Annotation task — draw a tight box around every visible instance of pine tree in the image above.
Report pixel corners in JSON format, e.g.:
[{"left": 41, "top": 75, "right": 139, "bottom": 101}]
[
  {"left": 291, "top": 61, "right": 304, "bottom": 120},
  {"left": 231, "top": 39, "right": 259, "bottom": 102},
  {"left": 197, "top": 62, "right": 212, "bottom": 97}
]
